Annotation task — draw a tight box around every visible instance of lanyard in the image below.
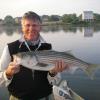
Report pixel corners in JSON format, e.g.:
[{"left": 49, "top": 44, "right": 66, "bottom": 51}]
[{"left": 23, "top": 38, "right": 41, "bottom": 62}]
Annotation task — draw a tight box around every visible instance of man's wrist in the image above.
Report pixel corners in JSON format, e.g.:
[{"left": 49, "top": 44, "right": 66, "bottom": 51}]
[
  {"left": 48, "top": 71, "right": 57, "bottom": 77},
  {"left": 5, "top": 71, "right": 13, "bottom": 80}
]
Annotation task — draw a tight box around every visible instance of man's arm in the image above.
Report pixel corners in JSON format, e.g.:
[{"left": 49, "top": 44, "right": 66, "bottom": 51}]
[
  {"left": 0, "top": 45, "right": 12, "bottom": 86},
  {"left": 47, "top": 60, "right": 69, "bottom": 85}
]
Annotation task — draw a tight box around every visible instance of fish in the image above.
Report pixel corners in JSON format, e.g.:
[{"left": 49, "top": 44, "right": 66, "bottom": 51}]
[{"left": 13, "top": 50, "right": 99, "bottom": 79}]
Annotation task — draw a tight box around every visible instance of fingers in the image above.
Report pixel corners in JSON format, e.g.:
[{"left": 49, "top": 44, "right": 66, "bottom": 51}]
[
  {"left": 10, "top": 62, "right": 20, "bottom": 73},
  {"left": 51, "top": 59, "right": 69, "bottom": 74},
  {"left": 6, "top": 62, "right": 20, "bottom": 78},
  {"left": 55, "top": 60, "right": 65, "bottom": 72}
]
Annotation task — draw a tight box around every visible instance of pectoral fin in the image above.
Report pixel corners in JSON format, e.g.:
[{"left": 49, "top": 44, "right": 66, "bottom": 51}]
[
  {"left": 36, "top": 62, "right": 48, "bottom": 67},
  {"left": 31, "top": 63, "right": 54, "bottom": 71}
]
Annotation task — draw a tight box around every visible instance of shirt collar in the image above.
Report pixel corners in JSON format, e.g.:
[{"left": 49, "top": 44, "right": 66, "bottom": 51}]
[{"left": 19, "top": 34, "right": 46, "bottom": 45}]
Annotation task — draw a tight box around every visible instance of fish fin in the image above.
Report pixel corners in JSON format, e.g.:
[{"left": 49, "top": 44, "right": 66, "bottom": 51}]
[
  {"left": 84, "top": 64, "right": 100, "bottom": 80},
  {"left": 33, "top": 63, "right": 54, "bottom": 71},
  {"left": 36, "top": 62, "right": 49, "bottom": 67},
  {"left": 64, "top": 50, "right": 76, "bottom": 58},
  {"left": 65, "top": 50, "right": 72, "bottom": 54}
]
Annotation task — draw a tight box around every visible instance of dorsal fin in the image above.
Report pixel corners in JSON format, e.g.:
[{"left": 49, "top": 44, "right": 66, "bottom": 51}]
[{"left": 64, "top": 50, "right": 75, "bottom": 58}]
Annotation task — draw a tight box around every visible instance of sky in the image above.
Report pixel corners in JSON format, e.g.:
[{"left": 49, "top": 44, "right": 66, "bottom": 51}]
[{"left": 0, "top": 0, "right": 100, "bottom": 19}]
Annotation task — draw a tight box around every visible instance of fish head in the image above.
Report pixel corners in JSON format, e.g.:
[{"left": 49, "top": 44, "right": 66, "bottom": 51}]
[{"left": 13, "top": 52, "right": 38, "bottom": 67}]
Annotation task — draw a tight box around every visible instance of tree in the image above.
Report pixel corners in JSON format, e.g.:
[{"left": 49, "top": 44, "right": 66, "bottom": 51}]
[
  {"left": 4, "top": 15, "right": 15, "bottom": 25},
  {"left": 48, "top": 15, "right": 61, "bottom": 21},
  {"left": 94, "top": 13, "right": 100, "bottom": 22},
  {"left": 61, "top": 14, "right": 79, "bottom": 24}
]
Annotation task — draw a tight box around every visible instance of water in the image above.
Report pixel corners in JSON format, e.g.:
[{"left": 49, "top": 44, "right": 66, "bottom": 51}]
[{"left": 0, "top": 25, "right": 100, "bottom": 100}]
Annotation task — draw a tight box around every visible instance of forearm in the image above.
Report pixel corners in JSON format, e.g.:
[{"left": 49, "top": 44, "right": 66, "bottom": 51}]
[
  {"left": 0, "top": 71, "right": 12, "bottom": 87},
  {"left": 0, "top": 45, "right": 12, "bottom": 87}
]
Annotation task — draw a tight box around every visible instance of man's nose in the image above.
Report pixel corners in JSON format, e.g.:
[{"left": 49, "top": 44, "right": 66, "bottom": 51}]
[{"left": 29, "top": 25, "right": 35, "bottom": 30}]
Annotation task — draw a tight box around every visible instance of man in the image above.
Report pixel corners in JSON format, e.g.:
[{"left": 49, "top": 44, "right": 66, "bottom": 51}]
[{"left": 0, "top": 11, "right": 68, "bottom": 100}]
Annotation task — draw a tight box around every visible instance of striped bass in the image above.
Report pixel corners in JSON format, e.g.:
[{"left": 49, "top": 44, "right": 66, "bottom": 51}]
[{"left": 13, "top": 50, "right": 99, "bottom": 79}]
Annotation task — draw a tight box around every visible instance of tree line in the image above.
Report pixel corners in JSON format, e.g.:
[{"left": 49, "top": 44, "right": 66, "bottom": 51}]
[{"left": 0, "top": 13, "right": 100, "bottom": 26}]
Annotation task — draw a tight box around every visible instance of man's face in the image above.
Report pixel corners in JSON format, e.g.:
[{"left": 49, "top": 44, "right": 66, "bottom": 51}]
[{"left": 21, "top": 19, "right": 41, "bottom": 41}]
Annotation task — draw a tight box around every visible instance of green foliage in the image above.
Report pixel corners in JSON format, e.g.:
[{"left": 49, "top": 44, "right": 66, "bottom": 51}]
[
  {"left": 94, "top": 13, "right": 100, "bottom": 22},
  {"left": 48, "top": 15, "right": 61, "bottom": 21},
  {"left": 61, "top": 14, "right": 79, "bottom": 24},
  {"left": 4, "top": 15, "right": 15, "bottom": 25},
  {"left": 1, "top": 13, "right": 100, "bottom": 26}
]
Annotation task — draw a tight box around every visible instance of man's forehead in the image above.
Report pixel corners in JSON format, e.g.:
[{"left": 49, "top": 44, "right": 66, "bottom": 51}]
[{"left": 22, "top": 18, "right": 41, "bottom": 24}]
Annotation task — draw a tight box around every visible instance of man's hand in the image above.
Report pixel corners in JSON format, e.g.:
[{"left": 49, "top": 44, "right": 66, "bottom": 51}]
[
  {"left": 49, "top": 60, "right": 70, "bottom": 76},
  {"left": 5, "top": 62, "right": 20, "bottom": 79}
]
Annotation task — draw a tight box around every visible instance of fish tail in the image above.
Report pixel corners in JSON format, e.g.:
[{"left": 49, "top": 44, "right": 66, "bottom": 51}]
[{"left": 85, "top": 64, "right": 99, "bottom": 79}]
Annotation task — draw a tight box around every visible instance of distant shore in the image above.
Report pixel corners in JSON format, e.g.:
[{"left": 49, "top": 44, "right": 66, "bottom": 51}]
[{"left": 1, "top": 21, "right": 100, "bottom": 27}]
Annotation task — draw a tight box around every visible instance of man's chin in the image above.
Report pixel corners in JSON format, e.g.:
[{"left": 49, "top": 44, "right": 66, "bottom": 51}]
[{"left": 28, "top": 37, "right": 38, "bottom": 41}]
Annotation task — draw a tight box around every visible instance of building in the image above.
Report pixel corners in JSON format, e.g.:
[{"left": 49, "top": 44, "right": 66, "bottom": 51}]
[
  {"left": 82, "top": 11, "right": 94, "bottom": 22},
  {"left": 41, "top": 15, "right": 49, "bottom": 22},
  {"left": 14, "top": 17, "right": 21, "bottom": 24},
  {"left": 83, "top": 27, "right": 93, "bottom": 37}
]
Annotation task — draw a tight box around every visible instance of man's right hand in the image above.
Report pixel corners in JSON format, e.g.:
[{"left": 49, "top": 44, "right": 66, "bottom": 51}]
[{"left": 5, "top": 62, "right": 20, "bottom": 79}]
